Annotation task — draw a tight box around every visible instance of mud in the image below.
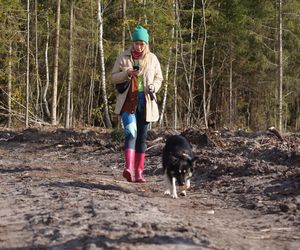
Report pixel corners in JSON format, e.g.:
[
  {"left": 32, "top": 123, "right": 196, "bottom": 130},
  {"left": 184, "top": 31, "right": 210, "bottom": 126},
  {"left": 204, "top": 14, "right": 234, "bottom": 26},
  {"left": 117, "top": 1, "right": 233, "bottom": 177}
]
[{"left": 0, "top": 127, "right": 299, "bottom": 250}]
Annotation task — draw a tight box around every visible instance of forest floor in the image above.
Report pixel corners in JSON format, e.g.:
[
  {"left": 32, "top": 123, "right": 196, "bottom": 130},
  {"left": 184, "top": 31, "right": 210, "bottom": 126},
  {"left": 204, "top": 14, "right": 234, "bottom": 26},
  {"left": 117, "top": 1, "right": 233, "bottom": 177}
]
[{"left": 0, "top": 127, "right": 299, "bottom": 250}]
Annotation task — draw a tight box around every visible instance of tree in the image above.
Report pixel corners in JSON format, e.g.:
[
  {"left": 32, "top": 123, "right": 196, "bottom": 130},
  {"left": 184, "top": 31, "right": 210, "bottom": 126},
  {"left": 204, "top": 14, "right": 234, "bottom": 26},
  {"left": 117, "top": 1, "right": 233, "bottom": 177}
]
[
  {"left": 8, "top": 41, "right": 12, "bottom": 127},
  {"left": 25, "top": 0, "right": 30, "bottom": 127},
  {"left": 34, "top": 0, "right": 41, "bottom": 119},
  {"left": 43, "top": 9, "right": 51, "bottom": 119},
  {"left": 277, "top": 0, "right": 283, "bottom": 132},
  {"left": 65, "top": 0, "right": 75, "bottom": 129},
  {"left": 51, "top": 0, "right": 61, "bottom": 125},
  {"left": 97, "top": 0, "right": 112, "bottom": 128},
  {"left": 201, "top": 0, "right": 208, "bottom": 129}
]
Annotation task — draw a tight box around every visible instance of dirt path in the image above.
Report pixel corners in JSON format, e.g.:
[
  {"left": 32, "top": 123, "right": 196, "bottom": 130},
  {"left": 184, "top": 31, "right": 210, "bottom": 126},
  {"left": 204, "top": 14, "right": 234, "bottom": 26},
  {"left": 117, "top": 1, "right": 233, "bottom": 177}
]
[{"left": 0, "top": 128, "right": 299, "bottom": 249}]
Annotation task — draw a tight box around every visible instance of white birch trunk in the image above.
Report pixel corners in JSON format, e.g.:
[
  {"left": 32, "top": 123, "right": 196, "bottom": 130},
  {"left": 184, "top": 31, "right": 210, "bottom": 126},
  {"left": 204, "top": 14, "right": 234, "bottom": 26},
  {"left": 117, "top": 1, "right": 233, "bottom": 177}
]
[
  {"left": 229, "top": 46, "right": 233, "bottom": 129},
  {"left": 97, "top": 0, "right": 112, "bottom": 128},
  {"left": 8, "top": 41, "right": 12, "bottom": 127},
  {"left": 65, "top": 0, "right": 74, "bottom": 128},
  {"left": 122, "top": 0, "right": 127, "bottom": 51},
  {"left": 35, "top": 0, "right": 41, "bottom": 119},
  {"left": 88, "top": 0, "right": 96, "bottom": 125},
  {"left": 201, "top": 0, "right": 208, "bottom": 129},
  {"left": 187, "top": 0, "right": 195, "bottom": 126},
  {"left": 26, "top": 0, "right": 30, "bottom": 127},
  {"left": 51, "top": 0, "right": 61, "bottom": 125},
  {"left": 159, "top": 25, "right": 175, "bottom": 127},
  {"left": 43, "top": 11, "right": 50, "bottom": 118},
  {"left": 174, "top": 28, "right": 179, "bottom": 129},
  {"left": 278, "top": 0, "right": 283, "bottom": 132}
]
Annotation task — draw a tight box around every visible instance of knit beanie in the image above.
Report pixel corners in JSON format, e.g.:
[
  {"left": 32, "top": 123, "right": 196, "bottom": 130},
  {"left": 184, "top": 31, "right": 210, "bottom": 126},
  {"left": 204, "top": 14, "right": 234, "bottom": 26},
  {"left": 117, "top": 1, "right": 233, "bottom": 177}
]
[{"left": 132, "top": 26, "right": 149, "bottom": 44}]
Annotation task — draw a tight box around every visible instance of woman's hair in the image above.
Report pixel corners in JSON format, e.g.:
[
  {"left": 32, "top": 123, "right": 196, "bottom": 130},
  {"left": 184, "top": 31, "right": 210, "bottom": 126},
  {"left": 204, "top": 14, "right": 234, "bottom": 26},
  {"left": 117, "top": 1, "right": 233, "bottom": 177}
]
[{"left": 131, "top": 43, "right": 150, "bottom": 73}]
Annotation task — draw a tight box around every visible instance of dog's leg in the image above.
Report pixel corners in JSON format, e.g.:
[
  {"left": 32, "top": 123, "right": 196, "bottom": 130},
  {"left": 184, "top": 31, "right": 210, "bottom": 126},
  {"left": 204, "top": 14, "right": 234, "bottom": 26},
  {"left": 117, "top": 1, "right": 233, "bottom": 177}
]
[
  {"left": 171, "top": 177, "right": 178, "bottom": 199},
  {"left": 180, "top": 190, "right": 187, "bottom": 196},
  {"left": 163, "top": 171, "right": 171, "bottom": 196},
  {"left": 179, "top": 179, "right": 190, "bottom": 196},
  {"left": 178, "top": 185, "right": 186, "bottom": 196},
  {"left": 186, "top": 179, "right": 191, "bottom": 189}
]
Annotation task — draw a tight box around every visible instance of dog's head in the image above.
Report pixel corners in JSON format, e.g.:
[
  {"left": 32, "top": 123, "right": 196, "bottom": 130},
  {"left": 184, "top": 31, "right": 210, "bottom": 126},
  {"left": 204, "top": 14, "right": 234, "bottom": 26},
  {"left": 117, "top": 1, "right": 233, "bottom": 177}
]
[{"left": 170, "top": 152, "right": 197, "bottom": 186}]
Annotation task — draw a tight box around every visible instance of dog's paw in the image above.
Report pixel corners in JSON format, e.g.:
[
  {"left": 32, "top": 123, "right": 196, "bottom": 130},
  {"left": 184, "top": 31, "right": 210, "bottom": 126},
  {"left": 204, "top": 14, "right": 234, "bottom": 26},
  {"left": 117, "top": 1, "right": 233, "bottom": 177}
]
[
  {"left": 171, "top": 193, "right": 178, "bottom": 199},
  {"left": 180, "top": 190, "right": 187, "bottom": 196},
  {"left": 164, "top": 189, "right": 171, "bottom": 196}
]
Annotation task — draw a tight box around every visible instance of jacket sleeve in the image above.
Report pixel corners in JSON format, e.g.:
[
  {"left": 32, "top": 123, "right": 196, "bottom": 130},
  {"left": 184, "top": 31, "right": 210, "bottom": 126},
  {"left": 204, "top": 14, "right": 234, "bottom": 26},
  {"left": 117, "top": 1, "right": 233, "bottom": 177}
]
[
  {"left": 152, "top": 55, "right": 163, "bottom": 93},
  {"left": 111, "top": 54, "right": 131, "bottom": 84}
]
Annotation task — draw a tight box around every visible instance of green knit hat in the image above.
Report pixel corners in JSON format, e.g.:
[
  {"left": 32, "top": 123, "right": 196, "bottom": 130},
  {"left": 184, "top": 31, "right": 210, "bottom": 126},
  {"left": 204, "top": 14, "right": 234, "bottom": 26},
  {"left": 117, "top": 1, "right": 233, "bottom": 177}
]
[{"left": 132, "top": 25, "right": 149, "bottom": 44}]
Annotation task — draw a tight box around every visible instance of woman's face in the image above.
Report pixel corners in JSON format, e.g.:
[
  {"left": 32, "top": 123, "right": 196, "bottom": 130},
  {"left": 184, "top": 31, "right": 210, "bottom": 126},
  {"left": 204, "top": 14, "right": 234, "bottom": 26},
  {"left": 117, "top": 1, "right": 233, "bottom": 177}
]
[{"left": 133, "top": 41, "right": 146, "bottom": 52}]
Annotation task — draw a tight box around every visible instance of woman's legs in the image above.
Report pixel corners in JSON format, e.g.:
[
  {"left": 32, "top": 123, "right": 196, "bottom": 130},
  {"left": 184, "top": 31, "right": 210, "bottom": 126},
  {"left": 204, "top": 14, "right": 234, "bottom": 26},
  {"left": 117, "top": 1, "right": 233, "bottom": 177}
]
[
  {"left": 121, "top": 93, "right": 148, "bottom": 183},
  {"left": 135, "top": 94, "right": 149, "bottom": 182},
  {"left": 121, "top": 112, "right": 137, "bottom": 182}
]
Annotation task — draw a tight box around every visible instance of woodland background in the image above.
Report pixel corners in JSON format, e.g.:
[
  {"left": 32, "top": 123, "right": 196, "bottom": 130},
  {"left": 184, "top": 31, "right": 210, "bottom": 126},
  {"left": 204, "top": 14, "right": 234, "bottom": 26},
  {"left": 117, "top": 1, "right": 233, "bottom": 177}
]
[{"left": 0, "top": 0, "right": 300, "bottom": 132}]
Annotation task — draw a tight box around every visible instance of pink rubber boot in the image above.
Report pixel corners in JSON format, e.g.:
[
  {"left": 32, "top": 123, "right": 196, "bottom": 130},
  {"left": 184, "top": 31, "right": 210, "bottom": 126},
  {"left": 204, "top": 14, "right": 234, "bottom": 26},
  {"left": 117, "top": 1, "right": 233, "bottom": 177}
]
[
  {"left": 135, "top": 152, "right": 146, "bottom": 183},
  {"left": 123, "top": 149, "right": 135, "bottom": 182}
]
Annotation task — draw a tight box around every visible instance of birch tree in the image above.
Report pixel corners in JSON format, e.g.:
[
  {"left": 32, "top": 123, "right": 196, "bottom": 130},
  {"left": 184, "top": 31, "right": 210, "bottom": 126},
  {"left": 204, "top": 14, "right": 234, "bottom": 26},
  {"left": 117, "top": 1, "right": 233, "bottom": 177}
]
[
  {"left": 229, "top": 45, "right": 233, "bottom": 128},
  {"left": 159, "top": 21, "right": 175, "bottom": 127},
  {"left": 187, "top": 0, "right": 195, "bottom": 126},
  {"left": 277, "top": 0, "right": 283, "bottom": 132},
  {"left": 97, "top": 0, "right": 112, "bottom": 128},
  {"left": 8, "top": 41, "right": 12, "bottom": 127},
  {"left": 43, "top": 10, "right": 50, "bottom": 119},
  {"left": 88, "top": 0, "right": 97, "bottom": 125},
  {"left": 26, "top": 0, "right": 30, "bottom": 127},
  {"left": 201, "top": 0, "right": 208, "bottom": 128},
  {"left": 51, "top": 0, "right": 61, "bottom": 125},
  {"left": 173, "top": 28, "right": 179, "bottom": 129},
  {"left": 34, "top": 0, "right": 41, "bottom": 119},
  {"left": 122, "top": 0, "right": 127, "bottom": 51},
  {"left": 65, "top": 0, "right": 74, "bottom": 128}
]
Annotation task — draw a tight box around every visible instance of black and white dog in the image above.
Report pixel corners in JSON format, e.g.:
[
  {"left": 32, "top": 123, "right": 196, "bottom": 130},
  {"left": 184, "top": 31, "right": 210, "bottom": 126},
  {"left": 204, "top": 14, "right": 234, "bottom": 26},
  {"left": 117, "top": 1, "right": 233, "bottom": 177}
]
[{"left": 162, "top": 135, "right": 196, "bottom": 199}]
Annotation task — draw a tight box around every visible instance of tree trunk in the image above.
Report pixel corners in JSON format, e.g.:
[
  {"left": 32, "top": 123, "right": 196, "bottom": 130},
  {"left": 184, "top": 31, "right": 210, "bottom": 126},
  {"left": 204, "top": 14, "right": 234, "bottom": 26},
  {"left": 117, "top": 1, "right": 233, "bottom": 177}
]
[
  {"left": 206, "top": 41, "right": 216, "bottom": 117},
  {"left": 65, "top": 0, "right": 74, "bottom": 129},
  {"left": 26, "top": 0, "right": 30, "bottom": 127},
  {"left": 187, "top": 0, "right": 195, "bottom": 126},
  {"left": 201, "top": 0, "right": 208, "bottom": 129},
  {"left": 35, "top": 0, "right": 41, "bottom": 119},
  {"left": 51, "top": 0, "right": 61, "bottom": 125},
  {"left": 97, "top": 0, "right": 112, "bottom": 128},
  {"left": 88, "top": 0, "right": 97, "bottom": 125},
  {"left": 278, "top": 0, "right": 283, "bottom": 132},
  {"left": 159, "top": 25, "right": 175, "bottom": 127},
  {"left": 122, "top": 0, "right": 127, "bottom": 51},
  {"left": 173, "top": 28, "right": 179, "bottom": 129},
  {"left": 43, "top": 11, "right": 51, "bottom": 119},
  {"left": 229, "top": 45, "right": 233, "bottom": 129},
  {"left": 8, "top": 41, "right": 12, "bottom": 128}
]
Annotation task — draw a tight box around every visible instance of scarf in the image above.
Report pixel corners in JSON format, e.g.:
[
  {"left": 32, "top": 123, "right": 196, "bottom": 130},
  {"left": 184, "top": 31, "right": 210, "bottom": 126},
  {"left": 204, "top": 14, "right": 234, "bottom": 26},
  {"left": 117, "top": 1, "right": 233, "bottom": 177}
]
[{"left": 131, "top": 50, "right": 143, "bottom": 60}]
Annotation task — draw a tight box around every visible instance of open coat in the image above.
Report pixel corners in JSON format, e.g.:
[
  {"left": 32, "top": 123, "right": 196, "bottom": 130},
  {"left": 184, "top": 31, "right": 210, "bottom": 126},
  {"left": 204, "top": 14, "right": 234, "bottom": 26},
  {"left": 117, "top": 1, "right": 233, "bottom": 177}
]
[{"left": 111, "top": 48, "right": 163, "bottom": 122}]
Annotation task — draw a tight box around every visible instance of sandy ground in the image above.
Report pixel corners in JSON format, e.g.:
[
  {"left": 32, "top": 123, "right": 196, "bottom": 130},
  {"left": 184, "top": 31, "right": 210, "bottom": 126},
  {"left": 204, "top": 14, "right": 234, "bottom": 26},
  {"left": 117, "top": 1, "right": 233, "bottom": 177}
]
[{"left": 0, "top": 127, "right": 299, "bottom": 250}]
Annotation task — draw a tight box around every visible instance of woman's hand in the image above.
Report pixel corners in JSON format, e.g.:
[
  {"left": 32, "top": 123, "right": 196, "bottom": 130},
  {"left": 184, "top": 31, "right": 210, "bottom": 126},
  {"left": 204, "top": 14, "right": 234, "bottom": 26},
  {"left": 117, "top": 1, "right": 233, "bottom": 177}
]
[
  {"left": 148, "top": 84, "right": 155, "bottom": 93},
  {"left": 127, "top": 68, "right": 139, "bottom": 77}
]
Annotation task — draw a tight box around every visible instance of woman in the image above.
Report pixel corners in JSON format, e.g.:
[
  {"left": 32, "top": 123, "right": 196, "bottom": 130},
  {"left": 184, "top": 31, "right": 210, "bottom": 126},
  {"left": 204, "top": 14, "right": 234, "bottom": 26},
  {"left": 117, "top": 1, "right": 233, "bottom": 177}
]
[{"left": 111, "top": 25, "right": 163, "bottom": 183}]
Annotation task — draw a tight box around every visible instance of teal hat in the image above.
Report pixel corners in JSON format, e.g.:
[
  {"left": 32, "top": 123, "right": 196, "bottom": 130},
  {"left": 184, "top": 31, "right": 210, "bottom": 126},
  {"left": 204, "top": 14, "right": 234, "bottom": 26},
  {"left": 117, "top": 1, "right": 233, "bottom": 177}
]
[{"left": 132, "top": 25, "right": 149, "bottom": 44}]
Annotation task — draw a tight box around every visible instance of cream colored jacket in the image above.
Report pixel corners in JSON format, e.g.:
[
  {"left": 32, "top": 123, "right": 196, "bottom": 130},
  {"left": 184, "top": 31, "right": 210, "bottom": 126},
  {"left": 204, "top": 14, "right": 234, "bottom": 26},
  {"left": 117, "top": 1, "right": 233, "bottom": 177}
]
[{"left": 111, "top": 48, "right": 163, "bottom": 122}]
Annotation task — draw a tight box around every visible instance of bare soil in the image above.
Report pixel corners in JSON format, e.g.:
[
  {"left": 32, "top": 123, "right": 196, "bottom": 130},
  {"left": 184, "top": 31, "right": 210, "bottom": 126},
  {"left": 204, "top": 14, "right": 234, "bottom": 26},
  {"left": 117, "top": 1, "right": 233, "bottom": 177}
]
[{"left": 0, "top": 127, "right": 299, "bottom": 250}]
